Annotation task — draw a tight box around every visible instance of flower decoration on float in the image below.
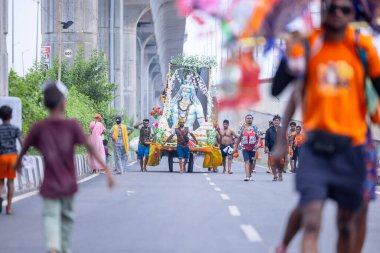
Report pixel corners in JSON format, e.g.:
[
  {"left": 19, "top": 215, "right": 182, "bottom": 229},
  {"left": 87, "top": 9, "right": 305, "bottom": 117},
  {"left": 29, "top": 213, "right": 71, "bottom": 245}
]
[
  {"left": 150, "top": 107, "right": 163, "bottom": 119},
  {"left": 151, "top": 122, "right": 166, "bottom": 144}
]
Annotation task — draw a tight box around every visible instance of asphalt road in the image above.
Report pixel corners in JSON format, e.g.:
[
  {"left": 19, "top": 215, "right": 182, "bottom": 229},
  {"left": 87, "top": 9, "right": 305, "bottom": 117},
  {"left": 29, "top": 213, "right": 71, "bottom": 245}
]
[{"left": 0, "top": 156, "right": 379, "bottom": 253}]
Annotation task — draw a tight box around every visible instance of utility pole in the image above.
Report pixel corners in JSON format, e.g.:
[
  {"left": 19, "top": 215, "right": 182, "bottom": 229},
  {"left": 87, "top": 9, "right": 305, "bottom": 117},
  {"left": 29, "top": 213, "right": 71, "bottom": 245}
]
[
  {"left": 22, "top": 49, "right": 30, "bottom": 76},
  {"left": 58, "top": 0, "right": 63, "bottom": 81},
  {"left": 57, "top": 1, "right": 73, "bottom": 81},
  {"left": 35, "top": 0, "right": 40, "bottom": 62},
  {"left": 11, "top": 0, "right": 14, "bottom": 69}
]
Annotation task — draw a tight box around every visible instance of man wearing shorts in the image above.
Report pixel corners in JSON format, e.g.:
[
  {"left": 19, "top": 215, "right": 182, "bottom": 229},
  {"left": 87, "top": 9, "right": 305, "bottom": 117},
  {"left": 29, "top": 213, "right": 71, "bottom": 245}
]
[
  {"left": 137, "top": 119, "right": 153, "bottom": 172},
  {"left": 164, "top": 118, "right": 198, "bottom": 174},
  {"left": 216, "top": 119, "right": 239, "bottom": 174},
  {"left": 234, "top": 114, "right": 258, "bottom": 181},
  {"left": 271, "top": 1, "right": 380, "bottom": 251},
  {"left": 292, "top": 125, "right": 305, "bottom": 172}
]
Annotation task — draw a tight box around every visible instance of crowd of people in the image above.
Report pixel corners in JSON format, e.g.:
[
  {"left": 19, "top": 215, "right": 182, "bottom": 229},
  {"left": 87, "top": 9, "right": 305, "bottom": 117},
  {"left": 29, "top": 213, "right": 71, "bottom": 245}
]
[{"left": 0, "top": 1, "right": 379, "bottom": 253}]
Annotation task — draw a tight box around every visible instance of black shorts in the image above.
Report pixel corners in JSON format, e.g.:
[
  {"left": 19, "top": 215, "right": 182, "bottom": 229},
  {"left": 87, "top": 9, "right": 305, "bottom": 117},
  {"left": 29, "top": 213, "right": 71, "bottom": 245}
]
[
  {"left": 291, "top": 149, "right": 299, "bottom": 161},
  {"left": 242, "top": 150, "right": 255, "bottom": 163},
  {"left": 221, "top": 144, "right": 233, "bottom": 158},
  {"left": 296, "top": 143, "right": 366, "bottom": 211}
]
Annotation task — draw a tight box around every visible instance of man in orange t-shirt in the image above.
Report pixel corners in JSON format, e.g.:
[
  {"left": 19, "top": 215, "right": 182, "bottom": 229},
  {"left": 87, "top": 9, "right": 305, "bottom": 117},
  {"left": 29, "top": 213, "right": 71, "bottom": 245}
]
[
  {"left": 287, "top": 122, "right": 297, "bottom": 172},
  {"left": 271, "top": 0, "right": 380, "bottom": 253},
  {"left": 292, "top": 125, "right": 305, "bottom": 171}
]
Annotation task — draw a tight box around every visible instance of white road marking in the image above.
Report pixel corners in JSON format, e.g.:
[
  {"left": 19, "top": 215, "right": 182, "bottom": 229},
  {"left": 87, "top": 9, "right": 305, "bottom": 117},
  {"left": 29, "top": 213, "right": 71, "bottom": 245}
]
[
  {"left": 127, "top": 161, "right": 138, "bottom": 166},
  {"left": 220, "top": 193, "right": 230, "bottom": 200},
  {"left": 209, "top": 182, "right": 216, "bottom": 186},
  {"left": 214, "top": 187, "right": 222, "bottom": 192},
  {"left": 203, "top": 173, "right": 208, "bottom": 176},
  {"left": 376, "top": 191, "right": 380, "bottom": 195},
  {"left": 206, "top": 177, "right": 211, "bottom": 181},
  {"left": 78, "top": 174, "right": 99, "bottom": 183},
  {"left": 240, "top": 224, "right": 263, "bottom": 242},
  {"left": 2, "top": 174, "right": 100, "bottom": 207},
  {"left": 126, "top": 190, "right": 136, "bottom": 196},
  {"left": 2, "top": 190, "right": 39, "bottom": 206},
  {"left": 228, "top": 205, "right": 241, "bottom": 216}
]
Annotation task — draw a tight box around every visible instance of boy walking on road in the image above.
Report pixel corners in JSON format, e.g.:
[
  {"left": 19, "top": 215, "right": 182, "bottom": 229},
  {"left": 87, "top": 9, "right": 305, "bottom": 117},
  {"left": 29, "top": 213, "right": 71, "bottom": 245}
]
[
  {"left": 14, "top": 80, "right": 115, "bottom": 253},
  {"left": 0, "top": 105, "right": 23, "bottom": 215}
]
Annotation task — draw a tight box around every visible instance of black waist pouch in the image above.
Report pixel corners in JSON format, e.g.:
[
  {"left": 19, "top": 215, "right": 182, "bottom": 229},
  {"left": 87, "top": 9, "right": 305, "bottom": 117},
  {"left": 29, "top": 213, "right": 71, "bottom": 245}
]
[{"left": 307, "top": 131, "right": 352, "bottom": 156}]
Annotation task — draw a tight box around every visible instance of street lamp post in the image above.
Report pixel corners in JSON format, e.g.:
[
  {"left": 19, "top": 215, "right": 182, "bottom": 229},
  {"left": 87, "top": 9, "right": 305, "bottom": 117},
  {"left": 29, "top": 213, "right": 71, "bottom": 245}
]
[{"left": 22, "top": 49, "right": 30, "bottom": 76}]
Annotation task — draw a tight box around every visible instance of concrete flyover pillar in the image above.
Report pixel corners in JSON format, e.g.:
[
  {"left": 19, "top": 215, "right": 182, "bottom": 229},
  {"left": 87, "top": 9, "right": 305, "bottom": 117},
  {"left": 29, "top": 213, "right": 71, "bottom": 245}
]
[
  {"left": 150, "top": 0, "right": 186, "bottom": 84},
  {"left": 0, "top": 0, "right": 8, "bottom": 96},
  {"left": 123, "top": 3, "right": 149, "bottom": 120},
  {"left": 41, "top": 0, "right": 98, "bottom": 66},
  {"left": 150, "top": 70, "right": 161, "bottom": 110},
  {"left": 138, "top": 34, "right": 155, "bottom": 118},
  {"left": 144, "top": 55, "right": 158, "bottom": 115},
  {"left": 98, "top": 0, "right": 125, "bottom": 112}
]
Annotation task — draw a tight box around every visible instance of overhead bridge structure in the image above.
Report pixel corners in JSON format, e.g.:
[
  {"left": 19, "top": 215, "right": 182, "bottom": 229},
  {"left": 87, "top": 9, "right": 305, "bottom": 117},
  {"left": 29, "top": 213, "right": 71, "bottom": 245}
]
[{"left": 40, "top": 0, "right": 186, "bottom": 119}]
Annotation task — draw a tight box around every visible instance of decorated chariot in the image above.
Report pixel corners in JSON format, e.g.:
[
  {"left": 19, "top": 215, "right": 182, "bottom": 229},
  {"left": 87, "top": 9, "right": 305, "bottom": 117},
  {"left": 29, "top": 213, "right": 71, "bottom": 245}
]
[{"left": 147, "top": 55, "right": 222, "bottom": 172}]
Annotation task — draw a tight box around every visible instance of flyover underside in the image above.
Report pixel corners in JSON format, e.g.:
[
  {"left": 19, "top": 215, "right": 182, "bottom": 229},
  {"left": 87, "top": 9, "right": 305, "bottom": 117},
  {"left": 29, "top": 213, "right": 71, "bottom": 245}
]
[{"left": 39, "top": 0, "right": 185, "bottom": 120}]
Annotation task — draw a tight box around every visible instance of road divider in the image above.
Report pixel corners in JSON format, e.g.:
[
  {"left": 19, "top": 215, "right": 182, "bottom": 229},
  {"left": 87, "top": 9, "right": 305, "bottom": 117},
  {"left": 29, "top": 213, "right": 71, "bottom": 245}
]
[{"left": 2, "top": 171, "right": 99, "bottom": 207}]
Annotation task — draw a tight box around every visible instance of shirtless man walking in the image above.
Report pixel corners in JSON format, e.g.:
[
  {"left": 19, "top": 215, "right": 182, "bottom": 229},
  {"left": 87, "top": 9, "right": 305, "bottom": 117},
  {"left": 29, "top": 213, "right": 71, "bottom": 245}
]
[
  {"left": 164, "top": 118, "right": 198, "bottom": 174},
  {"left": 216, "top": 120, "right": 239, "bottom": 174}
]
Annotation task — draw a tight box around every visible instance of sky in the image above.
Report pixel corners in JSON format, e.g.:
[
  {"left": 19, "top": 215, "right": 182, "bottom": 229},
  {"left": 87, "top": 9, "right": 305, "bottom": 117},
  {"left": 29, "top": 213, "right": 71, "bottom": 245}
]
[{"left": 6, "top": 0, "right": 42, "bottom": 76}]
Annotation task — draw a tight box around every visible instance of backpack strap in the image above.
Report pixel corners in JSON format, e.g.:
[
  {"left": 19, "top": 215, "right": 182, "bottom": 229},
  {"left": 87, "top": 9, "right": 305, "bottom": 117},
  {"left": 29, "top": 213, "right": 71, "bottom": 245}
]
[
  {"left": 354, "top": 29, "right": 369, "bottom": 76},
  {"left": 300, "top": 38, "right": 311, "bottom": 95}
]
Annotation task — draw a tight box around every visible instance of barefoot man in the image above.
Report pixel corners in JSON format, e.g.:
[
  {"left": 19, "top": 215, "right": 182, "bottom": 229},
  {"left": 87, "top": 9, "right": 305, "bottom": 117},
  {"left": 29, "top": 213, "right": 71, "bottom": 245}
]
[
  {"left": 216, "top": 120, "right": 239, "bottom": 174},
  {"left": 164, "top": 118, "right": 198, "bottom": 173}
]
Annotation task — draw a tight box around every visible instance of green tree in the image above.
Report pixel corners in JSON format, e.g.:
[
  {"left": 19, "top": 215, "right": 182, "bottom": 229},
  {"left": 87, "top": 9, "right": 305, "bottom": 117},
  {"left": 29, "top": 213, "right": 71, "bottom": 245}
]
[
  {"left": 65, "top": 87, "right": 96, "bottom": 134},
  {"left": 8, "top": 47, "right": 118, "bottom": 135},
  {"left": 8, "top": 69, "right": 46, "bottom": 134},
  {"left": 67, "top": 48, "right": 116, "bottom": 106}
]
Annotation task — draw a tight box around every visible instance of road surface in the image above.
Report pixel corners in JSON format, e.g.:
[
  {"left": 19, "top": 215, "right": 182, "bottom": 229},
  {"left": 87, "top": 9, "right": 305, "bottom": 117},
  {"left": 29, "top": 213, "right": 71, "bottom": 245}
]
[{"left": 1, "top": 156, "right": 379, "bottom": 253}]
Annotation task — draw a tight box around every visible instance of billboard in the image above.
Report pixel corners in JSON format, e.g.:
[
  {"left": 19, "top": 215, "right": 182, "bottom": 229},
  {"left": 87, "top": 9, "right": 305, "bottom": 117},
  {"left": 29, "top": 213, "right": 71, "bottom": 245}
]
[{"left": 41, "top": 45, "right": 51, "bottom": 68}]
